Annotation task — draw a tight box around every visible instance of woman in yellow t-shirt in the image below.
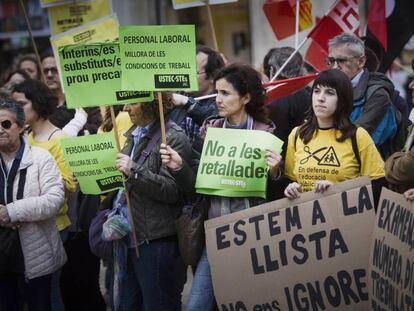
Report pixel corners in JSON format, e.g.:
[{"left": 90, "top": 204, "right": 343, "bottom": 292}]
[
  {"left": 12, "top": 80, "right": 76, "bottom": 230},
  {"left": 284, "top": 69, "right": 385, "bottom": 199}
]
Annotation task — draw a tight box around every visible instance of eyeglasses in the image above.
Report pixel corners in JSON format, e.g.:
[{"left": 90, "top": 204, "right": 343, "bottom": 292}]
[
  {"left": 197, "top": 71, "right": 206, "bottom": 75},
  {"left": 43, "top": 67, "right": 58, "bottom": 75},
  {"left": 325, "top": 56, "right": 358, "bottom": 67},
  {"left": 0, "top": 120, "right": 13, "bottom": 130}
]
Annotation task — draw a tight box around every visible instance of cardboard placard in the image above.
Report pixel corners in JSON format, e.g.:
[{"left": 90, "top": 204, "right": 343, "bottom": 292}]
[
  {"left": 59, "top": 42, "right": 153, "bottom": 108},
  {"left": 61, "top": 133, "right": 123, "bottom": 194},
  {"left": 368, "top": 188, "right": 414, "bottom": 310},
  {"left": 119, "top": 25, "right": 198, "bottom": 91},
  {"left": 195, "top": 128, "right": 283, "bottom": 198},
  {"left": 48, "top": 0, "right": 112, "bottom": 35},
  {"left": 172, "top": 0, "right": 238, "bottom": 10},
  {"left": 205, "top": 177, "right": 375, "bottom": 310}
]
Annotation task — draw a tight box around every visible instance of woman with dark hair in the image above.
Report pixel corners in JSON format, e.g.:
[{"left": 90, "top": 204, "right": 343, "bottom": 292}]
[
  {"left": 284, "top": 69, "right": 385, "bottom": 199},
  {"left": 160, "top": 63, "right": 282, "bottom": 310},
  {"left": 11, "top": 79, "right": 76, "bottom": 311}
]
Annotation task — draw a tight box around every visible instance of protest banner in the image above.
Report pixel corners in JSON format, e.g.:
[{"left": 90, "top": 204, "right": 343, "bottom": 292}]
[
  {"left": 195, "top": 128, "right": 283, "bottom": 198},
  {"left": 59, "top": 42, "right": 153, "bottom": 108},
  {"left": 51, "top": 14, "right": 119, "bottom": 90},
  {"left": 61, "top": 133, "right": 123, "bottom": 194},
  {"left": 205, "top": 176, "right": 375, "bottom": 310},
  {"left": 50, "top": 14, "right": 118, "bottom": 47},
  {"left": 119, "top": 25, "right": 198, "bottom": 92},
  {"left": 172, "top": 0, "right": 237, "bottom": 10},
  {"left": 368, "top": 188, "right": 414, "bottom": 310},
  {"left": 48, "top": 0, "right": 113, "bottom": 35}
]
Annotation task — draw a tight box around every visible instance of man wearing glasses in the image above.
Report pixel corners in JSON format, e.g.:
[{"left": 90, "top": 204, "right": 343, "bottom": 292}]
[
  {"left": 326, "top": 33, "right": 399, "bottom": 159},
  {"left": 40, "top": 52, "right": 75, "bottom": 130},
  {"left": 169, "top": 45, "right": 225, "bottom": 145}
]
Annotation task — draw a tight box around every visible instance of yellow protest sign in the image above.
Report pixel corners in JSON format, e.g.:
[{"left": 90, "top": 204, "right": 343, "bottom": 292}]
[
  {"left": 50, "top": 14, "right": 118, "bottom": 92},
  {"left": 41, "top": 0, "right": 71, "bottom": 8},
  {"left": 50, "top": 14, "right": 118, "bottom": 49},
  {"left": 48, "top": 0, "right": 112, "bottom": 35}
]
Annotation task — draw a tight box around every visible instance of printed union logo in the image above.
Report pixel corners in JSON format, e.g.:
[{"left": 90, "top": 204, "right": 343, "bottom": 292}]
[
  {"left": 300, "top": 146, "right": 340, "bottom": 167},
  {"left": 220, "top": 178, "right": 246, "bottom": 188},
  {"left": 115, "top": 91, "right": 151, "bottom": 101},
  {"left": 154, "top": 74, "right": 190, "bottom": 89},
  {"left": 96, "top": 175, "right": 123, "bottom": 191},
  {"left": 73, "top": 29, "right": 95, "bottom": 42}
]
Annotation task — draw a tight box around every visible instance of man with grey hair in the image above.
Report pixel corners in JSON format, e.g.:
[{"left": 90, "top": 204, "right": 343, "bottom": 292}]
[
  {"left": 327, "top": 32, "right": 402, "bottom": 158},
  {"left": 264, "top": 47, "right": 310, "bottom": 143},
  {"left": 264, "top": 46, "right": 304, "bottom": 80},
  {"left": 263, "top": 47, "right": 311, "bottom": 201}
]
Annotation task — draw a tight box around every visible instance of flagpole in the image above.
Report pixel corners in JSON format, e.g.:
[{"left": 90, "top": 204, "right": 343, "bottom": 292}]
[
  {"left": 18, "top": 0, "right": 46, "bottom": 82},
  {"left": 270, "top": 0, "right": 337, "bottom": 82},
  {"left": 157, "top": 92, "right": 167, "bottom": 145},
  {"left": 205, "top": 0, "right": 219, "bottom": 51},
  {"left": 110, "top": 106, "right": 140, "bottom": 258},
  {"left": 195, "top": 94, "right": 217, "bottom": 101},
  {"left": 295, "top": 0, "right": 300, "bottom": 49}
]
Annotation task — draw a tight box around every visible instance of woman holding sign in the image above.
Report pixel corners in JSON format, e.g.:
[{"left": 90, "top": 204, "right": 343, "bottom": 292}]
[
  {"left": 161, "top": 63, "right": 282, "bottom": 311},
  {"left": 12, "top": 80, "right": 76, "bottom": 311},
  {"left": 284, "top": 69, "right": 385, "bottom": 200}
]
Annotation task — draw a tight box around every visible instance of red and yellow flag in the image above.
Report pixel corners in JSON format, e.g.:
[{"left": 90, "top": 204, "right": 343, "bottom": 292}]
[{"left": 263, "top": 0, "right": 313, "bottom": 41}]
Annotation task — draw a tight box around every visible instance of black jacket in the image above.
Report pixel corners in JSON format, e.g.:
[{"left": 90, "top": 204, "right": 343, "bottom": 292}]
[
  {"left": 101, "top": 122, "right": 192, "bottom": 242},
  {"left": 353, "top": 69, "right": 394, "bottom": 135}
]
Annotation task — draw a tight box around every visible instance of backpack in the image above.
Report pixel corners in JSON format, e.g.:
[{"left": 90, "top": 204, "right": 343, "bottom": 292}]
[{"left": 351, "top": 85, "right": 406, "bottom": 159}]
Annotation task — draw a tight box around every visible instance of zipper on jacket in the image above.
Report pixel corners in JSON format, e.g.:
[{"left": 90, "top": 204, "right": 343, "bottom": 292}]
[{"left": 0, "top": 161, "right": 9, "bottom": 204}]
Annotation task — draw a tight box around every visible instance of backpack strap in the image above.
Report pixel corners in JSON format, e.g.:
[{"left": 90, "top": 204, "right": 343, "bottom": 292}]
[
  {"left": 294, "top": 127, "right": 300, "bottom": 151},
  {"left": 137, "top": 121, "right": 174, "bottom": 166},
  {"left": 47, "top": 129, "right": 60, "bottom": 141},
  {"left": 365, "top": 84, "right": 383, "bottom": 102},
  {"left": 351, "top": 129, "right": 361, "bottom": 172}
]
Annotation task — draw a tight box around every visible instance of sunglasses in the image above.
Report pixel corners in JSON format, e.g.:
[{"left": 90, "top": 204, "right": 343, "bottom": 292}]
[
  {"left": 43, "top": 67, "right": 58, "bottom": 75},
  {"left": 0, "top": 120, "right": 13, "bottom": 130},
  {"left": 325, "top": 56, "right": 358, "bottom": 67}
]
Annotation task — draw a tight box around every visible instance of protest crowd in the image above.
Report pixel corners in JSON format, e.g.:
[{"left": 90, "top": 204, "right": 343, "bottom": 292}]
[{"left": 0, "top": 1, "right": 414, "bottom": 311}]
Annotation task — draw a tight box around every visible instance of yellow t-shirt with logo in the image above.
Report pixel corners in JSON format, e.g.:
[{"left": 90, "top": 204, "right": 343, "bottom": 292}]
[
  {"left": 285, "top": 127, "right": 385, "bottom": 192},
  {"left": 28, "top": 133, "right": 76, "bottom": 231}
]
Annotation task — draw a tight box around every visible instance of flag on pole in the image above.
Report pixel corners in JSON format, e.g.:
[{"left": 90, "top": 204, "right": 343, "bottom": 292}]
[
  {"left": 304, "top": 0, "right": 359, "bottom": 71},
  {"left": 366, "top": 0, "right": 387, "bottom": 51},
  {"left": 366, "top": 0, "right": 414, "bottom": 72},
  {"left": 264, "top": 73, "right": 317, "bottom": 104},
  {"left": 263, "top": 0, "right": 312, "bottom": 41}
]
